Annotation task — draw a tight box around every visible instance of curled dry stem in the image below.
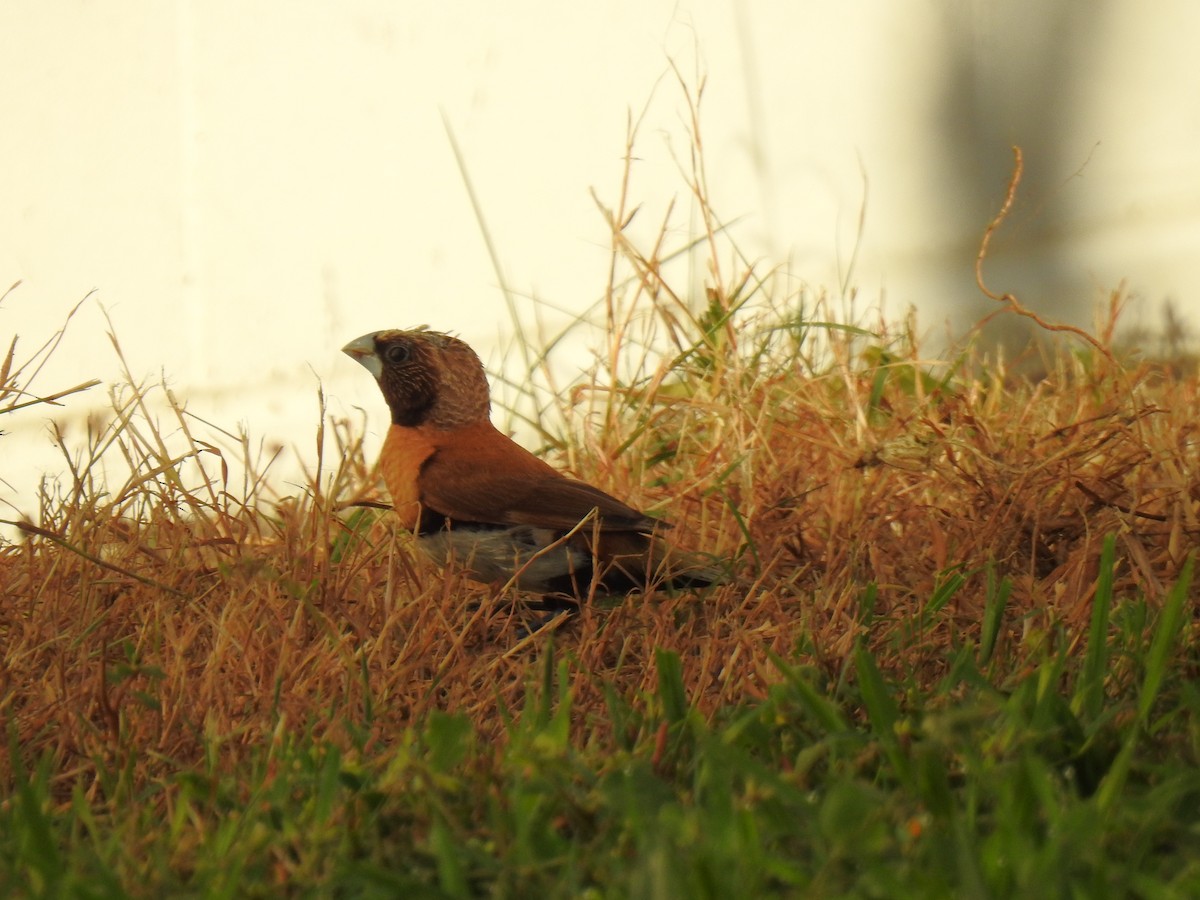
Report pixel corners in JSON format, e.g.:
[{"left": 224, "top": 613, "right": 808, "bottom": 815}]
[{"left": 974, "top": 146, "right": 1116, "bottom": 364}]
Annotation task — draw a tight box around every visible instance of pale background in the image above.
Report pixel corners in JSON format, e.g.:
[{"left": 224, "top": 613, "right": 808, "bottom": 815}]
[{"left": 3, "top": 1, "right": 1198, "bottom": 522}]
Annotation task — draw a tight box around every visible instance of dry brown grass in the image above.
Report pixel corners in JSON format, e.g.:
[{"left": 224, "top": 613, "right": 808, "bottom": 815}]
[
  {"left": 5, "top": 297, "right": 1197, "bottom": 807},
  {"left": 3, "top": 98, "right": 1198, "bottom": 811}
]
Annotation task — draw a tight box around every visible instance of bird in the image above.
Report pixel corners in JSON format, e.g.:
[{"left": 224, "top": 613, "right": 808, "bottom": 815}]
[{"left": 341, "top": 327, "right": 721, "bottom": 602}]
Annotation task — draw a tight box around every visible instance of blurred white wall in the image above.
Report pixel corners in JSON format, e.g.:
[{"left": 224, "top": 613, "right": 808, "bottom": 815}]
[{"left": 3, "top": 1, "right": 1198, "bottom": 519}]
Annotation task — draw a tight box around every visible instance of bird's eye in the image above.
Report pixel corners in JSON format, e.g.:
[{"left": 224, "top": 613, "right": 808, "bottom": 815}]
[{"left": 383, "top": 343, "right": 411, "bottom": 365}]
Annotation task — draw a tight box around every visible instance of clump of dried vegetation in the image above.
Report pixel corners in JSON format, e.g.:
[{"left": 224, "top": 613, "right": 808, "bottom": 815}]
[{"left": 2, "top": 103, "right": 1197, "bottom": 824}]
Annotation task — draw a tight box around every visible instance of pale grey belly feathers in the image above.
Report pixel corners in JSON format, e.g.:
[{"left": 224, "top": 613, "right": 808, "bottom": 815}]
[{"left": 416, "top": 525, "right": 590, "bottom": 593}]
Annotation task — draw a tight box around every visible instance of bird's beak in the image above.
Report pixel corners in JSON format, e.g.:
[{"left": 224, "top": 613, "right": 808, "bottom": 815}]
[{"left": 342, "top": 332, "right": 383, "bottom": 379}]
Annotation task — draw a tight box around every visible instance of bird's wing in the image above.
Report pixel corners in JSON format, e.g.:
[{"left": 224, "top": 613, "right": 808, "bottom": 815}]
[
  {"left": 417, "top": 431, "right": 659, "bottom": 533},
  {"left": 501, "top": 476, "right": 659, "bottom": 532}
]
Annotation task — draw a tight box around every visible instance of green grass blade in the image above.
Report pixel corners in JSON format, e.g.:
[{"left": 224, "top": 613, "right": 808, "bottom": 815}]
[
  {"left": 1095, "top": 554, "right": 1193, "bottom": 813},
  {"left": 766, "top": 651, "right": 848, "bottom": 734},
  {"left": 925, "top": 566, "right": 967, "bottom": 620},
  {"left": 978, "top": 561, "right": 1010, "bottom": 667},
  {"left": 656, "top": 649, "right": 690, "bottom": 724},
  {"left": 853, "top": 644, "right": 910, "bottom": 783},
  {"left": 1077, "top": 533, "right": 1117, "bottom": 721},
  {"left": 1136, "top": 553, "right": 1192, "bottom": 725},
  {"left": 430, "top": 814, "right": 469, "bottom": 897}
]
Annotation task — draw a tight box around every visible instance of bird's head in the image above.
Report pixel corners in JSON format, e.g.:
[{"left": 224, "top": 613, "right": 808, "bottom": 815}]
[{"left": 342, "top": 329, "right": 491, "bottom": 428}]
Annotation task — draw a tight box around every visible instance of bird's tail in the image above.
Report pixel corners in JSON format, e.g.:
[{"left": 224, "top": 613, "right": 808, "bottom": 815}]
[{"left": 594, "top": 530, "right": 727, "bottom": 594}]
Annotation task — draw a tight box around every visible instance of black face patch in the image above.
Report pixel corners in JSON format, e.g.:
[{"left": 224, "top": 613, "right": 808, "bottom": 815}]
[{"left": 376, "top": 335, "right": 437, "bottom": 427}]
